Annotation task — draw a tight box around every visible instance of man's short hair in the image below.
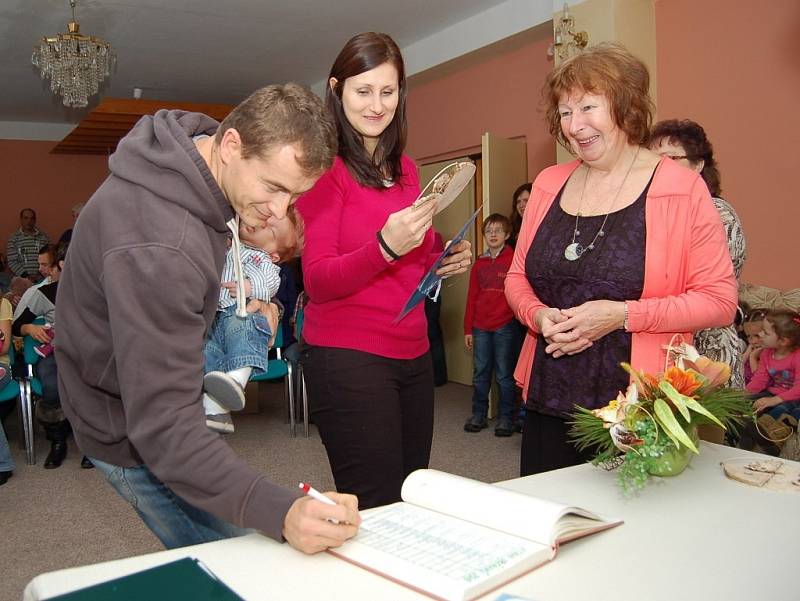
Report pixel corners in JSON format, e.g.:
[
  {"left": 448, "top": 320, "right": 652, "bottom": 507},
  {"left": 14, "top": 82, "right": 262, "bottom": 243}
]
[
  {"left": 38, "top": 244, "right": 57, "bottom": 266},
  {"left": 216, "top": 83, "right": 337, "bottom": 178},
  {"left": 20, "top": 208, "right": 36, "bottom": 219}
]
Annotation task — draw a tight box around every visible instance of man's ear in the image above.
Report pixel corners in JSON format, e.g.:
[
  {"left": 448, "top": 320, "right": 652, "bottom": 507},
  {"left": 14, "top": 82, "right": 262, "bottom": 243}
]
[
  {"left": 218, "top": 128, "right": 243, "bottom": 164},
  {"left": 329, "top": 77, "right": 338, "bottom": 94}
]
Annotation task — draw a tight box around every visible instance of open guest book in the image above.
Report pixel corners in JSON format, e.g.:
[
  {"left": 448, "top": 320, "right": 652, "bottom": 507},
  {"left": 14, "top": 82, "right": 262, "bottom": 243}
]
[{"left": 329, "top": 469, "right": 622, "bottom": 601}]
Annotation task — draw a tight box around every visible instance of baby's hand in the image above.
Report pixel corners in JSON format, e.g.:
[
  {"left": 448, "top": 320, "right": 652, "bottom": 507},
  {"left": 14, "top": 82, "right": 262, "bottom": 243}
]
[{"left": 221, "top": 279, "right": 253, "bottom": 298}]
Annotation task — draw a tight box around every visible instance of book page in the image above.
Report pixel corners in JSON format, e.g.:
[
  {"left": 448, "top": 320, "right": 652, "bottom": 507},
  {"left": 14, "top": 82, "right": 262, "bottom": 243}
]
[
  {"left": 333, "top": 502, "right": 551, "bottom": 601},
  {"left": 401, "top": 470, "right": 613, "bottom": 546}
]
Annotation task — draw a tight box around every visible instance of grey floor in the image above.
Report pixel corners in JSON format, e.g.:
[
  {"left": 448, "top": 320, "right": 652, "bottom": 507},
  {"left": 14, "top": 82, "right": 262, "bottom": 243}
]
[{"left": 1, "top": 381, "right": 520, "bottom": 600}]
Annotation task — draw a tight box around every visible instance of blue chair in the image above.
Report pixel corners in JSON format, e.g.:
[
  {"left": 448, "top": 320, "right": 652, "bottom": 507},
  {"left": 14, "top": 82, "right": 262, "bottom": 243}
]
[
  {"left": 249, "top": 327, "right": 297, "bottom": 437},
  {"left": 0, "top": 343, "right": 22, "bottom": 428}
]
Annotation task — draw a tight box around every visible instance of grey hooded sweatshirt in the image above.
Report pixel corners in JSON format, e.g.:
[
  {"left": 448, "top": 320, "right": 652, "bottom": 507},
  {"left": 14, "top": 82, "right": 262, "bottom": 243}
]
[{"left": 56, "top": 110, "right": 299, "bottom": 540}]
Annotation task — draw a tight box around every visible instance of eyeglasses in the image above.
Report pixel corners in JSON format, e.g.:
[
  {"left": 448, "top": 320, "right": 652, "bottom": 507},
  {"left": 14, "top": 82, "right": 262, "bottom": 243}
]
[
  {"left": 664, "top": 155, "right": 689, "bottom": 161},
  {"left": 484, "top": 228, "right": 506, "bottom": 235}
]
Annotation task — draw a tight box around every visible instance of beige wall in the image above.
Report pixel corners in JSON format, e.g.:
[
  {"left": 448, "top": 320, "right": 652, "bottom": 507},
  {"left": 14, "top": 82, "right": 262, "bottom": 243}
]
[
  {"left": 406, "top": 25, "right": 556, "bottom": 183},
  {"left": 656, "top": 0, "right": 800, "bottom": 289},
  {"left": 0, "top": 140, "right": 109, "bottom": 258}
]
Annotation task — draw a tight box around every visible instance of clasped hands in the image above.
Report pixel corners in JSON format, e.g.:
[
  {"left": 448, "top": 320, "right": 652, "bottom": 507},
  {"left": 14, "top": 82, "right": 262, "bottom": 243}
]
[
  {"left": 535, "top": 300, "right": 626, "bottom": 358},
  {"left": 379, "top": 199, "right": 472, "bottom": 276}
]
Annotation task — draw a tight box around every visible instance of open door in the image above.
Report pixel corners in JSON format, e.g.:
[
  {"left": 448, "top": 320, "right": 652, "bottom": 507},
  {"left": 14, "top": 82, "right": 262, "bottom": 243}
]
[
  {"left": 481, "top": 133, "right": 528, "bottom": 222},
  {"left": 420, "top": 158, "right": 476, "bottom": 386},
  {"left": 480, "top": 133, "right": 528, "bottom": 416}
]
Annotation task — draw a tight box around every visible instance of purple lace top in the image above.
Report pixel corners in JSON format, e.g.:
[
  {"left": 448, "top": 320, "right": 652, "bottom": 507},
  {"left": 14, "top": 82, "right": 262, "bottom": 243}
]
[{"left": 524, "top": 178, "right": 650, "bottom": 417}]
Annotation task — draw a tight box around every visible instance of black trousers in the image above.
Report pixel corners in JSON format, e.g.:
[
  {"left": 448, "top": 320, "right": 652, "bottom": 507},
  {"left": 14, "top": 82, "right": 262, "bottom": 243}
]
[
  {"left": 36, "top": 354, "right": 69, "bottom": 443},
  {"left": 520, "top": 410, "right": 594, "bottom": 476},
  {"left": 302, "top": 346, "right": 434, "bottom": 510}
]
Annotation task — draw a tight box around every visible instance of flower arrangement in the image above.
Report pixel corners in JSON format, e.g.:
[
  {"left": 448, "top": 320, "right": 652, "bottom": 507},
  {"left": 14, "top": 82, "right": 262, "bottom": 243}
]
[{"left": 570, "top": 342, "right": 752, "bottom": 493}]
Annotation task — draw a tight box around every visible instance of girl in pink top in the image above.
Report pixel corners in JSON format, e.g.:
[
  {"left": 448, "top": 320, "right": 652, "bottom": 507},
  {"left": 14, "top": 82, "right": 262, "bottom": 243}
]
[
  {"left": 746, "top": 310, "right": 800, "bottom": 419},
  {"left": 297, "top": 33, "right": 472, "bottom": 509}
]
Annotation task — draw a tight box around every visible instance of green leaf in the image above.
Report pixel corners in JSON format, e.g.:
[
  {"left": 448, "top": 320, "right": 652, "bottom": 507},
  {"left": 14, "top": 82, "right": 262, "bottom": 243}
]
[
  {"left": 683, "top": 397, "right": 725, "bottom": 429},
  {"left": 653, "top": 398, "right": 699, "bottom": 453},
  {"left": 659, "top": 381, "right": 691, "bottom": 421}
]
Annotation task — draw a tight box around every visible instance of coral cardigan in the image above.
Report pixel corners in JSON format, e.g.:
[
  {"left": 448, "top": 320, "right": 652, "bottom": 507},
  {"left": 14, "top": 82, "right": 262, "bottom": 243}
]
[{"left": 505, "top": 157, "right": 738, "bottom": 398}]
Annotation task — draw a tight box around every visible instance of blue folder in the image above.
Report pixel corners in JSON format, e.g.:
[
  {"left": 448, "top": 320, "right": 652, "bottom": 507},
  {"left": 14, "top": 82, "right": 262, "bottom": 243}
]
[{"left": 394, "top": 205, "right": 483, "bottom": 323}]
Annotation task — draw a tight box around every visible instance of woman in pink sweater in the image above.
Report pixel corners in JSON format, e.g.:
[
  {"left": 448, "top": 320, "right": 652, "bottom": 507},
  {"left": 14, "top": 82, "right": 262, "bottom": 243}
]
[
  {"left": 505, "top": 44, "right": 737, "bottom": 476},
  {"left": 297, "top": 33, "right": 472, "bottom": 509}
]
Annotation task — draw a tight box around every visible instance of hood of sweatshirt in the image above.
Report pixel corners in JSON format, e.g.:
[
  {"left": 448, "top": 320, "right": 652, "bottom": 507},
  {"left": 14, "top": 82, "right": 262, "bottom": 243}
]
[{"left": 109, "top": 109, "right": 234, "bottom": 234}]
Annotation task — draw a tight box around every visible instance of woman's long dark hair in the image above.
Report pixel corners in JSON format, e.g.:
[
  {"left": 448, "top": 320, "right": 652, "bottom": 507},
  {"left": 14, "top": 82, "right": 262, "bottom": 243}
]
[
  {"left": 326, "top": 32, "right": 407, "bottom": 189},
  {"left": 509, "top": 182, "right": 532, "bottom": 242}
]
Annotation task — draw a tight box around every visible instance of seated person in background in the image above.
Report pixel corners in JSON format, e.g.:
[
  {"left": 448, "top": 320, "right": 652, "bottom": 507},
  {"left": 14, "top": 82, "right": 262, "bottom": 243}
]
[
  {"left": 6, "top": 208, "right": 50, "bottom": 281},
  {"left": 738, "top": 310, "right": 800, "bottom": 454},
  {"left": 0, "top": 253, "right": 10, "bottom": 294},
  {"left": 0, "top": 416, "right": 13, "bottom": 486},
  {"left": 649, "top": 119, "right": 746, "bottom": 390},
  {"left": 464, "top": 214, "right": 517, "bottom": 437},
  {"left": 203, "top": 210, "right": 300, "bottom": 433},
  {"left": 0, "top": 298, "right": 11, "bottom": 391},
  {"left": 742, "top": 308, "right": 767, "bottom": 385},
  {"left": 58, "top": 202, "right": 86, "bottom": 246},
  {"left": 746, "top": 310, "right": 800, "bottom": 418},
  {"left": 12, "top": 243, "right": 91, "bottom": 469},
  {"left": 3, "top": 276, "right": 32, "bottom": 310},
  {"left": 13, "top": 244, "right": 58, "bottom": 320},
  {"left": 0, "top": 297, "right": 13, "bottom": 485}
]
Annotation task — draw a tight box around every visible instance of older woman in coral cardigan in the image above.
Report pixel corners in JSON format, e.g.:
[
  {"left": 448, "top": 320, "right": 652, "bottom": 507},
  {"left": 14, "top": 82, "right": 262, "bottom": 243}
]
[{"left": 505, "top": 43, "right": 737, "bottom": 476}]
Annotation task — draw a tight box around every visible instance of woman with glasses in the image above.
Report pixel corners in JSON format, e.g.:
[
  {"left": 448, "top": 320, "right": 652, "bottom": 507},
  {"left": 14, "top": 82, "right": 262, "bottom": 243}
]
[{"left": 650, "top": 119, "right": 746, "bottom": 389}]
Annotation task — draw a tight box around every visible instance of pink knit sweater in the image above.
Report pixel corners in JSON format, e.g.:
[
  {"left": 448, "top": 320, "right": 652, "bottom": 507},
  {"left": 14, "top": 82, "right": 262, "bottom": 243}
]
[
  {"left": 506, "top": 158, "right": 738, "bottom": 398},
  {"left": 297, "top": 155, "right": 437, "bottom": 359}
]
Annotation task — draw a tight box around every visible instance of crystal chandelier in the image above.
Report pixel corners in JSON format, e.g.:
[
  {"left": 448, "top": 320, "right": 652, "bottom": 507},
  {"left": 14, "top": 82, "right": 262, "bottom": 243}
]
[{"left": 31, "top": 0, "right": 116, "bottom": 108}]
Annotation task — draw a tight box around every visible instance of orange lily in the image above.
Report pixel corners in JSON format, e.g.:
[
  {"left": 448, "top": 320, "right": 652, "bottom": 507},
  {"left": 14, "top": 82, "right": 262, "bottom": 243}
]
[{"left": 663, "top": 366, "right": 703, "bottom": 397}]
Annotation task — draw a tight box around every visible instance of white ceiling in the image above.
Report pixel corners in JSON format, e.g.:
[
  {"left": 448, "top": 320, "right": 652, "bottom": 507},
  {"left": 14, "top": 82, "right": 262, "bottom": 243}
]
[{"left": 0, "top": 0, "right": 558, "bottom": 137}]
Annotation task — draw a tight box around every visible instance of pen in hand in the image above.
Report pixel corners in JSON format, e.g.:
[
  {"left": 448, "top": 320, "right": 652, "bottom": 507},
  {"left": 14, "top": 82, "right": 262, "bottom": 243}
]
[{"left": 299, "top": 482, "right": 340, "bottom": 524}]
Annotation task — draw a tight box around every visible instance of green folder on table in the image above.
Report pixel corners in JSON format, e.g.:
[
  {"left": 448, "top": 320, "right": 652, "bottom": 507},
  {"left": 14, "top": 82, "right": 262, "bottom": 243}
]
[{"left": 46, "top": 557, "right": 244, "bottom": 600}]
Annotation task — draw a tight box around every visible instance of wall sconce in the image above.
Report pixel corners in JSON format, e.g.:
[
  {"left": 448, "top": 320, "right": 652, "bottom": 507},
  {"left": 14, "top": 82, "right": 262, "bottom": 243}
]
[{"left": 547, "top": 3, "right": 589, "bottom": 61}]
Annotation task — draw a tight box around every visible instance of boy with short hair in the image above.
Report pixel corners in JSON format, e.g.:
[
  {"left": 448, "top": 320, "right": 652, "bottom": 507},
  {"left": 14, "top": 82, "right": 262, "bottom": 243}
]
[
  {"left": 463, "top": 213, "right": 517, "bottom": 437},
  {"left": 203, "top": 209, "right": 302, "bottom": 433}
]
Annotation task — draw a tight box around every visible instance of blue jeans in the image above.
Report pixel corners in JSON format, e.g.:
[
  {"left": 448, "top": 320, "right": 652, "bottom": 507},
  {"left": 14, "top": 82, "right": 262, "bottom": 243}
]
[
  {"left": 0, "top": 418, "right": 14, "bottom": 472},
  {"left": 471, "top": 322, "right": 517, "bottom": 421},
  {"left": 90, "top": 457, "right": 251, "bottom": 549},
  {"left": 767, "top": 402, "right": 800, "bottom": 422},
  {"left": 204, "top": 306, "right": 271, "bottom": 375}
]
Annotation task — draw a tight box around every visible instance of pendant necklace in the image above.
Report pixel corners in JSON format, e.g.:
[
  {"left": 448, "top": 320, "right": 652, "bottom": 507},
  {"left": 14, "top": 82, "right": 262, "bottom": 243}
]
[{"left": 564, "top": 147, "right": 640, "bottom": 261}]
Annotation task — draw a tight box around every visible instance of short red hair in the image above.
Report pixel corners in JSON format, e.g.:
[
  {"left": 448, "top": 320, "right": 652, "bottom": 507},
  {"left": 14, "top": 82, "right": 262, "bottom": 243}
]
[{"left": 543, "top": 43, "right": 654, "bottom": 150}]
